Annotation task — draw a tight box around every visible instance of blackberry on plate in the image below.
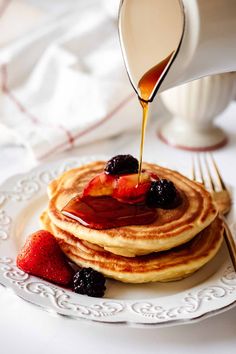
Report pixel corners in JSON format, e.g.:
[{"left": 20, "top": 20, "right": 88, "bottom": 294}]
[
  {"left": 73, "top": 267, "right": 106, "bottom": 297},
  {"left": 146, "top": 179, "right": 179, "bottom": 209},
  {"left": 105, "top": 154, "right": 138, "bottom": 175}
]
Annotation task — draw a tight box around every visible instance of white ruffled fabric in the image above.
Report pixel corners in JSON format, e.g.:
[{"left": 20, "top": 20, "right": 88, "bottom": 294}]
[{"left": 0, "top": 0, "right": 141, "bottom": 160}]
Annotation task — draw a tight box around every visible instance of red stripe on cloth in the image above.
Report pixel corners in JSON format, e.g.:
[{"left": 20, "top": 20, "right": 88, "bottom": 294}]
[
  {"left": 39, "top": 93, "right": 135, "bottom": 160},
  {"left": 58, "top": 124, "right": 74, "bottom": 145},
  {"left": 0, "top": 0, "right": 10, "bottom": 20},
  {"left": 2, "top": 65, "right": 38, "bottom": 123},
  {"left": 1, "top": 65, "right": 75, "bottom": 146}
]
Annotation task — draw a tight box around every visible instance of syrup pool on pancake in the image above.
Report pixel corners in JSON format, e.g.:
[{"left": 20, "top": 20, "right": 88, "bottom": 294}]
[{"left": 61, "top": 155, "right": 181, "bottom": 230}]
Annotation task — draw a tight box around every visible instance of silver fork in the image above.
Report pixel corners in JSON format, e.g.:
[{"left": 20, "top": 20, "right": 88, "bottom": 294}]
[{"left": 192, "top": 153, "right": 236, "bottom": 271}]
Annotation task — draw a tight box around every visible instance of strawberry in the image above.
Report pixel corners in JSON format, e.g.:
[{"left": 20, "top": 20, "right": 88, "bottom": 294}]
[
  {"left": 16, "top": 230, "right": 74, "bottom": 286},
  {"left": 83, "top": 172, "right": 116, "bottom": 197},
  {"left": 113, "top": 172, "right": 152, "bottom": 203}
]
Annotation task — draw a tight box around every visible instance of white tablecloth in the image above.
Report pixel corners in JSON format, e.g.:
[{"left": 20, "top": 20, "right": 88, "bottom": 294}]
[{"left": 0, "top": 101, "right": 236, "bottom": 354}]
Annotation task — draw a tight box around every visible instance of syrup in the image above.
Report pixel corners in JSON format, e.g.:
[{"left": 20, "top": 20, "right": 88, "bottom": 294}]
[
  {"left": 61, "top": 56, "right": 174, "bottom": 230},
  {"left": 137, "top": 53, "right": 174, "bottom": 181},
  {"left": 62, "top": 195, "right": 157, "bottom": 230}
]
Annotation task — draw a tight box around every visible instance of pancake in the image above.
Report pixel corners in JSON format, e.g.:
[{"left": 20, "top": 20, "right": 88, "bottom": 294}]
[
  {"left": 47, "top": 161, "right": 218, "bottom": 257},
  {"left": 41, "top": 211, "right": 224, "bottom": 283}
]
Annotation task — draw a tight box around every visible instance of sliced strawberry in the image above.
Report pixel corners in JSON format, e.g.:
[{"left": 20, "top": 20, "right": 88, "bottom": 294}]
[
  {"left": 16, "top": 230, "right": 74, "bottom": 286},
  {"left": 113, "top": 172, "right": 151, "bottom": 203},
  {"left": 83, "top": 172, "right": 117, "bottom": 197}
]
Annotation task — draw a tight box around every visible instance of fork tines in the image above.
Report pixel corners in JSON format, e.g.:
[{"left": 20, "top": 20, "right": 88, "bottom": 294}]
[
  {"left": 192, "top": 153, "right": 235, "bottom": 271},
  {"left": 192, "top": 153, "right": 226, "bottom": 192}
]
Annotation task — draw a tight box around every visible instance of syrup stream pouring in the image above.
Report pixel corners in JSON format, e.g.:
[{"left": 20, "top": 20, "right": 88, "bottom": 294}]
[{"left": 119, "top": 0, "right": 185, "bottom": 178}]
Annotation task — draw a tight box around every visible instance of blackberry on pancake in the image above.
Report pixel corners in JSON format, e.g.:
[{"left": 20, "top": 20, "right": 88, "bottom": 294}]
[
  {"left": 104, "top": 154, "right": 138, "bottom": 175},
  {"left": 146, "top": 179, "right": 179, "bottom": 208}
]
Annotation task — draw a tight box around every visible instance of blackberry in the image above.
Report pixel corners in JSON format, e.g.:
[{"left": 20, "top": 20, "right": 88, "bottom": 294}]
[
  {"left": 73, "top": 267, "right": 106, "bottom": 297},
  {"left": 146, "top": 179, "right": 179, "bottom": 209},
  {"left": 105, "top": 154, "right": 138, "bottom": 175}
]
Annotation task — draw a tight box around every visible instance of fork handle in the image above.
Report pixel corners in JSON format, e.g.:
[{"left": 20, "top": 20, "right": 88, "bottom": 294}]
[{"left": 222, "top": 216, "right": 236, "bottom": 272}]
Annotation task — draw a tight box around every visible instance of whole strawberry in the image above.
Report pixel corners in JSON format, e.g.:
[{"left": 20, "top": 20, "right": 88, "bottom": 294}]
[{"left": 17, "top": 230, "right": 74, "bottom": 286}]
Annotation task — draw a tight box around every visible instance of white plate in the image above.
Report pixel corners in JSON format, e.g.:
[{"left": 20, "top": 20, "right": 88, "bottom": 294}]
[{"left": 0, "top": 156, "right": 236, "bottom": 327}]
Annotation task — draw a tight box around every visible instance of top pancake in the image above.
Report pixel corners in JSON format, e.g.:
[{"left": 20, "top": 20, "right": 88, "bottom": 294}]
[{"left": 47, "top": 161, "right": 218, "bottom": 257}]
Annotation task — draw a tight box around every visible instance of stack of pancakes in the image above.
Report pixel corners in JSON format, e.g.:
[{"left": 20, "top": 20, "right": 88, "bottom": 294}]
[{"left": 41, "top": 161, "right": 224, "bottom": 283}]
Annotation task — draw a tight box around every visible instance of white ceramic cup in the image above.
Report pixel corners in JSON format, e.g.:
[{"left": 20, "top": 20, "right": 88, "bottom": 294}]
[{"left": 159, "top": 73, "right": 236, "bottom": 151}]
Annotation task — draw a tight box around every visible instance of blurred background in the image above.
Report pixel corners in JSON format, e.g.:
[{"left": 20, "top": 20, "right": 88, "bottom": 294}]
[
  {"left": 0, "top": 0, "right": 165, "bottom": 160},
  {"left": 0, "top": 0, "right": 235, "bottom": 162}
]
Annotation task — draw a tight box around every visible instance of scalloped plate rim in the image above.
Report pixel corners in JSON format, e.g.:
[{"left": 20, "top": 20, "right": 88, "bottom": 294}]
[{"left": 0, "top": 155, "right": 236, "bottom": 328}]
